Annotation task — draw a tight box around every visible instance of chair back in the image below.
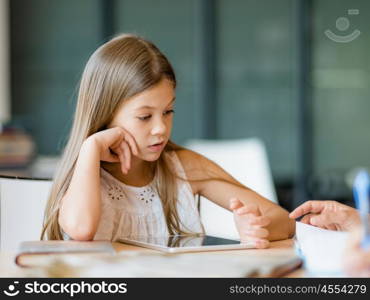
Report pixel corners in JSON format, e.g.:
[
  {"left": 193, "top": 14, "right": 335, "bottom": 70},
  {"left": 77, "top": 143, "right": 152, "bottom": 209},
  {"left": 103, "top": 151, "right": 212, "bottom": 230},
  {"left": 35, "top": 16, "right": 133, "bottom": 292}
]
[
  {"left": 0, "top": 176, "right": 52, "bottom": 251},
  {"left": 185, "top": 138, "right": 277, "bottom": 239}
]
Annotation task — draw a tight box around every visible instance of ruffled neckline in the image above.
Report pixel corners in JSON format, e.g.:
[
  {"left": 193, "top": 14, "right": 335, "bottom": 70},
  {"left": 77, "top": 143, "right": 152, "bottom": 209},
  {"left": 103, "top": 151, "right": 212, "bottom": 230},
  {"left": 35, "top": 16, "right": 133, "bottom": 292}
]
[{"left": 100, "top": 167, "right": 156, "bottom": 191}]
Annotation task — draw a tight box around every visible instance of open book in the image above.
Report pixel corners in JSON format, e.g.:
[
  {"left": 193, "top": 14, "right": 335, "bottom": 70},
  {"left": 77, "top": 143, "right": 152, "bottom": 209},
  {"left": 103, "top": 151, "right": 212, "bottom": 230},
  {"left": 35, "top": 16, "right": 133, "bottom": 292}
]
[{"left": 15, "top": 240, "right": 115, "bottom": 268}]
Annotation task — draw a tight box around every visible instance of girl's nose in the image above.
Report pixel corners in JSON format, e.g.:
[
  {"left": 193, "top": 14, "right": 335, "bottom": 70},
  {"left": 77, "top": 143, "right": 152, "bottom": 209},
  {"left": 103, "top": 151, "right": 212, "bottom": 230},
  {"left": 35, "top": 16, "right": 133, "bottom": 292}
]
[{"left": 151, "top": 119, "right": 166, "bottom": 136}]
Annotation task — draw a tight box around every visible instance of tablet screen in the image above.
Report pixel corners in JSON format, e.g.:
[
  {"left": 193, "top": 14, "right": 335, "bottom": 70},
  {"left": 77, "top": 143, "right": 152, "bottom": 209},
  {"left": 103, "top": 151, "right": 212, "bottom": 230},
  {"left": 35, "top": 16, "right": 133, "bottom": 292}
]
[
  {"left": 119, "top": 234, "right": 254, "bottom": 253},
  {"left": 167, "top": 235, "right": 240, "bottom": 247}
]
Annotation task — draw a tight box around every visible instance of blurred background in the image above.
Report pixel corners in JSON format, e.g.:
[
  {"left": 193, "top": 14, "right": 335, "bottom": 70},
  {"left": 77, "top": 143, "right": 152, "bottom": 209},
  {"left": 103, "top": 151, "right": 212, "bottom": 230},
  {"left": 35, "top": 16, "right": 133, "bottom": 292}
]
[{"left": 0, "top": 0, "right": 369, "bottom": 211}]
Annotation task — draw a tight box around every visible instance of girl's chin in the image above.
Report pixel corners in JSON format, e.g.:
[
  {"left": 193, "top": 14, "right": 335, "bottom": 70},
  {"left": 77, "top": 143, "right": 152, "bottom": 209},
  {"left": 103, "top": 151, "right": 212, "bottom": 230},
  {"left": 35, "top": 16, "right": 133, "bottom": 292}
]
[
  {"left": 146, "top": 153, "right": 163, "bottom": 161},
  {"left": 139, "top": 151, "right": 163, "bottom": 162}
]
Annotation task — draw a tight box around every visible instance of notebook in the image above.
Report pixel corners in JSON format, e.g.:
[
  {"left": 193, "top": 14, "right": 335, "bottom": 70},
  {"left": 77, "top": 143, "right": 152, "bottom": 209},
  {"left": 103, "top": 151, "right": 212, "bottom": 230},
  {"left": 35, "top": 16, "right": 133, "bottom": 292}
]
[
  {"left": 295, "top": 221, "right": 348, "bottom": 276},
  {"left": 15, "top": 240, "right": 115, "bottom": 267}
]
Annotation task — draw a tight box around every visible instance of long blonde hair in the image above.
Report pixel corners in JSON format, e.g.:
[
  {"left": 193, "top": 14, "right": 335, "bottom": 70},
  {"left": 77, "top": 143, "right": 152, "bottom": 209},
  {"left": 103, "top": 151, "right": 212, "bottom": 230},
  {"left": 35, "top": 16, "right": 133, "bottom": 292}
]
[{"left": 41, "top": 34, "right": 192, "bottom": 240}]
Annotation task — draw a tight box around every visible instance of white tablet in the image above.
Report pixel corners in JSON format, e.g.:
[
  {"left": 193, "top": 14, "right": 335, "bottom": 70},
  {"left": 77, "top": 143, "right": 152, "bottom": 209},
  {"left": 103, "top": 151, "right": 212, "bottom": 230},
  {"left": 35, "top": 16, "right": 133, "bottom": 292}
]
[{"left": 118, "top": 235, "right": 256, "bottom": 253}]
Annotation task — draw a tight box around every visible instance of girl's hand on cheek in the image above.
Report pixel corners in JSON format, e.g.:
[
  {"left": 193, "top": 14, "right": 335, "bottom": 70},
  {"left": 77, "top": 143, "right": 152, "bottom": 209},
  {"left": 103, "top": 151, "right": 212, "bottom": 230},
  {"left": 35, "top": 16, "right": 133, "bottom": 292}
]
[
  {"left": 230, "top": 197, "right": 270, "bottom": 249},
  {"left": 85, "top": 127, "right": 139, "bottom": 174},
  {"left": 111, "top": 134, "right": 138, "bottom": 175}
]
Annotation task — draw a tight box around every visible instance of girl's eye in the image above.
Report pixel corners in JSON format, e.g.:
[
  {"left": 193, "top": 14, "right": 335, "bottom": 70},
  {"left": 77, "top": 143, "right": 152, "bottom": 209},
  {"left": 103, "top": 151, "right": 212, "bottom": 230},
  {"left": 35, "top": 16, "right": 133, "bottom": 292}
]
[
  {"left": 138, "top": 115, "right": 151, "bottom": 121},
  {"left": 164, "top": 109, "right": 175, "bottom": 115},
  {"left": 137, "top": 110, "right": 174, "bottom": 121}
]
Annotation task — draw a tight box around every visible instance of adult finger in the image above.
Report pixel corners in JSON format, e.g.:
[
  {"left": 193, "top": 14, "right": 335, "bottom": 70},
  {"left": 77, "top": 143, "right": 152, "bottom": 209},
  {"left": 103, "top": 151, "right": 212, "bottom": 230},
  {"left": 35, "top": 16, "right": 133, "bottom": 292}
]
[
  {"left": 300, "top": 214, "right": 314, "bottom": 225},
  {"left": 309, "top": 214, "right": 338, "bottom": 231},
  {"left": 343, "top": 229, "right": 370, "bottom": 277},
  {"left": 324, "top": 223, "right": 338, "bottom": 231},
  {"left": 289, "top": 200, "right": 326, "bottom": 219}
]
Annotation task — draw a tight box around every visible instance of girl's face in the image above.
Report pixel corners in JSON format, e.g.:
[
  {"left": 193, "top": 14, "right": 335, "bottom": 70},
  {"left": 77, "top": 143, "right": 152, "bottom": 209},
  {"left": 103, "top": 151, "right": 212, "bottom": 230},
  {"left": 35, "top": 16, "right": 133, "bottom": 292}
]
[{"left": 109, "top": 78, "right": 175, "bottom": 162}]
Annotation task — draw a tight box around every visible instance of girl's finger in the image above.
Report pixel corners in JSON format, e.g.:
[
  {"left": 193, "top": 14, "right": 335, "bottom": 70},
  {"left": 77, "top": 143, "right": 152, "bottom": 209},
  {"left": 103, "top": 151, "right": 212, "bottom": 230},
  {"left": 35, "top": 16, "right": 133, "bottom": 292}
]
[
  {"left": 99, "top": 127, "right": 125, "bottom": 154},
  {"left": 106, "top": 147, "right": 121, "bottom": 163},
  {"left": 235, "top": 203, "right": 260, "bottom": 216},
  {"left": 229, "top": 197, "right": 243, "bottom": 210},
  {"left": 106, "top": 153, "right": 119, "bottom": 163},
  {"left": 123, "top": 131, "right": 139, "bottom": 156},
  {"left": 254, "top": 238, "right": 270, "bottom": 249},
  {"left": 121, "top": 140, "right": 131, "bottom": 171},
  {"left": 116, "top": 147, "right": 127, "bottom": 174},
  {"left": 248, "top": 215, "right": 271, "bottom": 227},
  {"left": 243, "top": 227, "right": 269, "bottom": 239},
  {"left": 240, "top": 236, "right": 270, "bottom": 249}
]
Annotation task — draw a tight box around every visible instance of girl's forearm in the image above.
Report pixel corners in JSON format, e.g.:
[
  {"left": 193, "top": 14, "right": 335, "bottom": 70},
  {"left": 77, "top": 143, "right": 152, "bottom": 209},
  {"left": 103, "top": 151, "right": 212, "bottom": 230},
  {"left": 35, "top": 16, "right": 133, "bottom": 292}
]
[
  {"left": 59, "top": 139, "right": 102, "bottom": 240},
  {"left": 265, "top": 205, "right": 296, "bottom": 241}
]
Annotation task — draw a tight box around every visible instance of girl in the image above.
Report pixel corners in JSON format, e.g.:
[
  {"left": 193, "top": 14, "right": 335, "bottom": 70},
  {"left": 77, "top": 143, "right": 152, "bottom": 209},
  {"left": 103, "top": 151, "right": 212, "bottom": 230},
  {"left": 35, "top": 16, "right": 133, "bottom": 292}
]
[{"left": 41, "top": 34, "right": 295, "bottom": 248}]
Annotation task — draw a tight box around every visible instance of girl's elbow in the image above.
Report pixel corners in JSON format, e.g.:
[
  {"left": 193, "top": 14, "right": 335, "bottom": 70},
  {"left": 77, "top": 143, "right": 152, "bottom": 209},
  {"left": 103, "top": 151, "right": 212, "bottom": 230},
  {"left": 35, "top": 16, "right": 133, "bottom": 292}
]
[
  {"left": 69, "top": 229, "right": 95, "bottom": 241},
  {"left": 59, "top": 219, "right": 97, "bottom": 241}
]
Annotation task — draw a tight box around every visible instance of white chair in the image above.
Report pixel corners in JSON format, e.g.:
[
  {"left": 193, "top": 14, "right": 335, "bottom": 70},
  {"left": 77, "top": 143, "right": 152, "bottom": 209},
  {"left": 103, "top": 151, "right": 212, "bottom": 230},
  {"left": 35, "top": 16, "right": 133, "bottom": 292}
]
[
  {"left": 0, "top": 176, "right": 52, "bottom": 251},
  {"left": 184, "top": 138, "right": 277, "bottom": 240}
]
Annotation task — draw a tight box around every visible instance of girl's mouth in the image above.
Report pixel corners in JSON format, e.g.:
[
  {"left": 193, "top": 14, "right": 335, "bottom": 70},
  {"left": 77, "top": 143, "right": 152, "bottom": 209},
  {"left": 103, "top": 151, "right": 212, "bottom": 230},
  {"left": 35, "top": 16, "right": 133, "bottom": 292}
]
[{"left": 148, "top": 141, "right": 165, "bottom": 152}]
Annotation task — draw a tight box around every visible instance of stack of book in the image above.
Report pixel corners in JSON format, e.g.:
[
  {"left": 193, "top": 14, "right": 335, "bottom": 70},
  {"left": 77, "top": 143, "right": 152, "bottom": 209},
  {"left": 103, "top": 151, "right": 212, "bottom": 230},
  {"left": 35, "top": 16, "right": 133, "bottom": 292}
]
[
  {"left": 15, "top": 240, "right": 116, "bottom": 268},
  {"left": 0, "top": 128, "right": 35, "bottom": 169},
  {"left": 14, "top": 240, "right": 302, "bottom": 278}
]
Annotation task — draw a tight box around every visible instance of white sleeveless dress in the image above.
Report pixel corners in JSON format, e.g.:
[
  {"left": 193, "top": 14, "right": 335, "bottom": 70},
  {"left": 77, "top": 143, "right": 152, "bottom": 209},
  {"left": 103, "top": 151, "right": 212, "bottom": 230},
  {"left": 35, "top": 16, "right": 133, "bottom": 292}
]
[{"left": 93, "top": 151, "right": 204, "bottom": 241}]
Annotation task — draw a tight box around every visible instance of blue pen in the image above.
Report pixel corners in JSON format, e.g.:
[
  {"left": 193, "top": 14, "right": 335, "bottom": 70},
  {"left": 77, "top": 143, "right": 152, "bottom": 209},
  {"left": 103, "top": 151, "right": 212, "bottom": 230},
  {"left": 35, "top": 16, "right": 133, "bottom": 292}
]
[{"left": 353, "top": 169, "right": 370, "bottom": 249}]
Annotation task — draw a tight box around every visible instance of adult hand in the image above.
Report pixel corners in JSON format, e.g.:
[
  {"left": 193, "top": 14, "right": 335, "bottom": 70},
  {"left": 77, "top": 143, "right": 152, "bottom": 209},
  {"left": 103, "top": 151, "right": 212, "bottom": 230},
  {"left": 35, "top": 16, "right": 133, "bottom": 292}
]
[
  {"left": 230, "top": 197, "right": 270, "bottom": 248},
  {"left": 289, "top": 200, "right": 360, "bottom": 231},
  {"left": 343, "top": 228, "right": 370, "bottom": 277}
]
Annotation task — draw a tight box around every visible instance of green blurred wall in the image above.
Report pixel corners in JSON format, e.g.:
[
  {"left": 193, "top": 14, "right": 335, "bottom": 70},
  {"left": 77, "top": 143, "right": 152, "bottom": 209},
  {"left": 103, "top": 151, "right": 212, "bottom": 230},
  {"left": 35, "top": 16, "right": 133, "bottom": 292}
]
[{"left": 9, "top": 0, "right": 370, "bottom": 186}]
